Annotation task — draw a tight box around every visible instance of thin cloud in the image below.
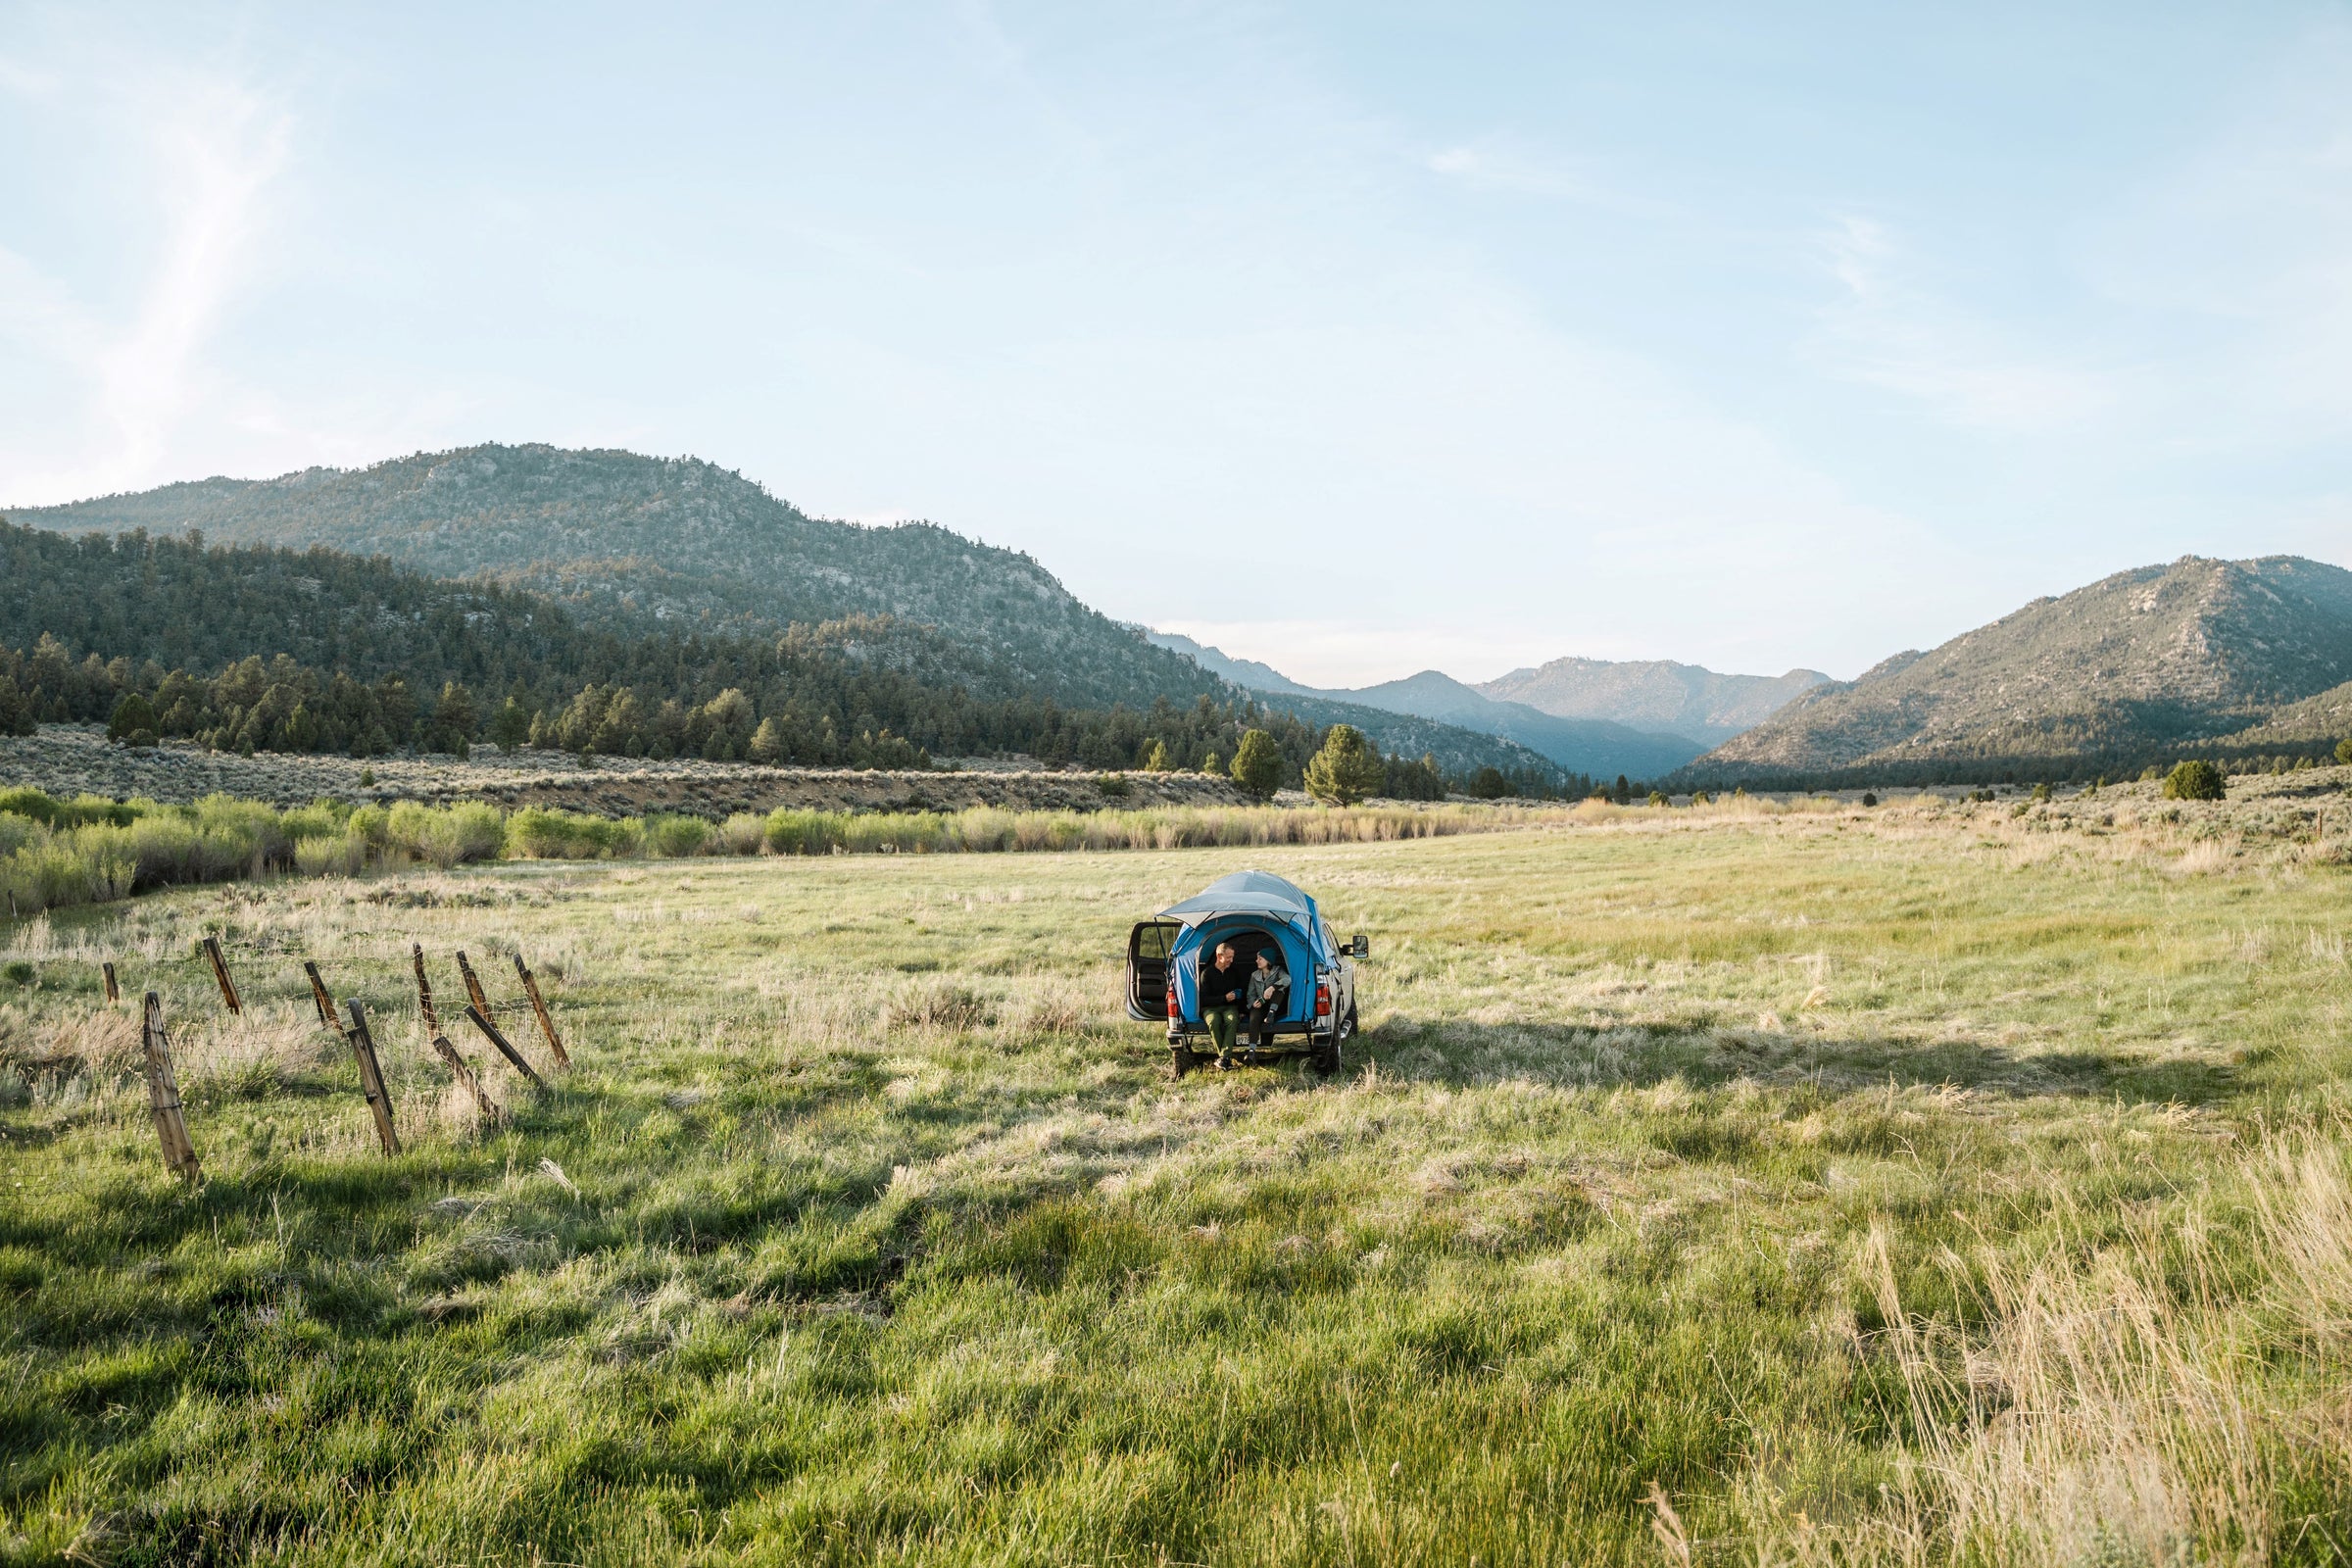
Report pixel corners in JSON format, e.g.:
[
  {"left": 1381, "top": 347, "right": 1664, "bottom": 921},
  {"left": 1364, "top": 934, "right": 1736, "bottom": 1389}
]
[
  {"left": 101, "top": 69, "right": 292, "bottom": 476},
  {"left": 0, "top": 37, "right": 292, "bottom": 499},
  {"left": 1807, "top": 213, "right": 2112, "bottom": 430},
  {"left": 1422, "top": 136, "right": 1681, "bottom": 220}
]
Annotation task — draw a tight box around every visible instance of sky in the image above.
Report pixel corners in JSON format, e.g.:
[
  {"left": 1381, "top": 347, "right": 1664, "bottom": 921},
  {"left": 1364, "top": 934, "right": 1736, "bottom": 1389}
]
[{"left": 3, "top": 4, "right": 2350, "bottom": 687}]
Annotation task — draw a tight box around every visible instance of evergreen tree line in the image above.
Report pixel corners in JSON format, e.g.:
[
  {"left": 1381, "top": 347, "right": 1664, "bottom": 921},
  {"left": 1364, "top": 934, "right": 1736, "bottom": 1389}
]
[{"left": 0, "top": 632, "right": 1581, "bottom": 798}]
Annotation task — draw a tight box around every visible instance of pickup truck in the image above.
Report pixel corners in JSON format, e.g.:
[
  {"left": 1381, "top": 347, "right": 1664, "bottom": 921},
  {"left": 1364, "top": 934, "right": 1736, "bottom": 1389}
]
[{"left": 1125, "top": 869, "right": 1365, "bottom": 1078}]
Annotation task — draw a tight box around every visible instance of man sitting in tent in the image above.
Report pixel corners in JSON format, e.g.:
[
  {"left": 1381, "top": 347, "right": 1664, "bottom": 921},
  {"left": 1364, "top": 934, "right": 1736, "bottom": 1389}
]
[{"left": 1200, "top": 942, "right": 1249, "bottom": 1069}]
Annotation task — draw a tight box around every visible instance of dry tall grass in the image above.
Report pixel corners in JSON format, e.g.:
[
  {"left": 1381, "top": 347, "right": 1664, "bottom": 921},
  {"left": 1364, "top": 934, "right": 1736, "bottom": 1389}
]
[{"left": 1750, "top": 1134, "right": 2352, "bottom": 1566}]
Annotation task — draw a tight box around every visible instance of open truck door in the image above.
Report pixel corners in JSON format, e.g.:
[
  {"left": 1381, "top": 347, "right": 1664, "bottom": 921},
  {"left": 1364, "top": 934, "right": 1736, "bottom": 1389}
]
[{"left": 1125, "top": 920, "right": 1182, "bottom": 1021}]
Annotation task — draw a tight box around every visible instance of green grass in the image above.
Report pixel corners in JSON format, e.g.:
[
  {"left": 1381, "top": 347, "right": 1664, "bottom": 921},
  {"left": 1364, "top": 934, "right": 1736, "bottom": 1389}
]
[{"left": 5, "top": 799, "right": 2352, "bottom": 1564}]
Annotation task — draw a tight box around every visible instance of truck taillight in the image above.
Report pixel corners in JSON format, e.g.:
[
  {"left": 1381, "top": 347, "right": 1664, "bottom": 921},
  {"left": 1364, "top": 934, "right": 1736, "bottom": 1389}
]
[
  {"left": 1316, "top": 983, "right": 1331, "bottom": 1016},
  {"left": 1167, "top": 986, "right": 1179, "bottom": 1019}
]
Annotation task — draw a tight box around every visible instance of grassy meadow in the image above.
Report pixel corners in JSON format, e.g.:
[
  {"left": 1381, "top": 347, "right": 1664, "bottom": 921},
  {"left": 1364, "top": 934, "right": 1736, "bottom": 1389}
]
[{"left": 6, "top": 789, "right": 2352, "bottom": 1564}]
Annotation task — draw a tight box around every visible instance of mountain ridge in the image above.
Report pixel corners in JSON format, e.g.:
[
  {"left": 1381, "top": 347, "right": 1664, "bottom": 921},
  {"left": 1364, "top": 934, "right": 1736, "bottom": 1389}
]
[
  {"left": 1683, "top": 554, "right": 2352, "bottom": 785},
  {"left": 1477, "top": 657, "right": 1829, "bottom": 746},
  {"left": 1147, "top": 632, "right": 1711, "bottom": 776}
]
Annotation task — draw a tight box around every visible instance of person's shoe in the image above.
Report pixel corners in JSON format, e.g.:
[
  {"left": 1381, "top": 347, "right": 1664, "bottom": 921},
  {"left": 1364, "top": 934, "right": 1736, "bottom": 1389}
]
[{"left": 1216, "top": 1054, "right": 1234, "bottom": 1071}]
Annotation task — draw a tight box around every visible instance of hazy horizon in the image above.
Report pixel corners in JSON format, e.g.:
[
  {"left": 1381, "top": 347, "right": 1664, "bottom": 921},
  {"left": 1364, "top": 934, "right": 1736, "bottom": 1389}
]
[{"left": 6, "top": 4, "right": 2350, "bottom": 686}]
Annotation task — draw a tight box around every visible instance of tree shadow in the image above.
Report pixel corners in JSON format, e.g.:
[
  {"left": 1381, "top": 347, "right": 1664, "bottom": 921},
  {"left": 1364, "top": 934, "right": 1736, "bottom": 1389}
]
[{"left": 1354, "top": 1014, "right": 2236, "bottom": 1107}]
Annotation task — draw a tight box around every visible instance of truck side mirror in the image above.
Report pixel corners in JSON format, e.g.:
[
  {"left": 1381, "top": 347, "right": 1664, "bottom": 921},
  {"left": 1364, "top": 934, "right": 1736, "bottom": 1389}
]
[{"left": 1350, "top": 934, "right": 1369, "bottom": 958}]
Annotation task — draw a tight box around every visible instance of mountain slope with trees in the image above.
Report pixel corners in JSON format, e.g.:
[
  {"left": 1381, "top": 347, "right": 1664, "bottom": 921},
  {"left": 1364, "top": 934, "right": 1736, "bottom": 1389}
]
[
  {"left": 1682, "top": 555, "right": 2352, "bottom": 786},
  {"left": 12, "top": 444, "right": 1222, "bottom": 711},
  {"left": 0, "top": 518, "right": 1562, "bottom": 788}
]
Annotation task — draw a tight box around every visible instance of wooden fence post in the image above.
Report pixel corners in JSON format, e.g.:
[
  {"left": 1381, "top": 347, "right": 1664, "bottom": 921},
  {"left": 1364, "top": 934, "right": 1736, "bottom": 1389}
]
[
  {"left": 303, "top": 961, "right": 349, "bottom": 1040},
  {"left": 454, "top": 950, "right": 493, "bottom": 1025},
  {"left": 464, "top": 1003, "right": 547, "bottom": 1091},
  {"left": 200, "top": 936, "right": 242, "bottom": 1014},
  {"left": 342, "top": 999, "right": 401, "bottom": 1155},
  {"left": 513, "top": 954, "right": 570, "bottom": 1068},
  {"left": 139, "top": 993, "right": 201, "bottom": 1183},
  {"left": 102, "top": 961, "right": 119, "bottom": 1004},
  {"left": 430, "top": 1034, "right": 502, "bottom": 1124},
  {"left": 412, "top": 945, "right": 440, "bottom": 1035}
]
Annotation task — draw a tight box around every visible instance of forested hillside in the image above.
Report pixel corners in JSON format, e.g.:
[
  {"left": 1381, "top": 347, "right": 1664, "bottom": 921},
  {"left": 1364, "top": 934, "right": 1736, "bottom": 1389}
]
[
  {"left": 1682, "top": 555, "right": 2352, "bottom": 786},
  {"left": 14, "top": 444, "right": 1222, "bottom": 711},
  {"left": 0, "top": 520, "right": 1563, "bottom": 790}
]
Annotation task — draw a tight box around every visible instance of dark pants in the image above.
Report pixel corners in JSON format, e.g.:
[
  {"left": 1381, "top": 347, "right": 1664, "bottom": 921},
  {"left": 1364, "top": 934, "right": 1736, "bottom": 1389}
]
[
  {"left": 1203, "top": 1005, "right": 1241, "bottom": 1058},
  {"left": 1247, "top": 1002, "right": 1281, "bottom": 1048}
]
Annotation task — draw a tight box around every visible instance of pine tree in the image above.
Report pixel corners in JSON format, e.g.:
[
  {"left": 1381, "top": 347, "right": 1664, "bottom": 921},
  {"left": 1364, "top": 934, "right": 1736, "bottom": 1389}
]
[
  {"left": 1230, "top": 730, "right": 1283, "bottom": 802},
  {"left": 424, "top": 681, "right": 478, "bottom": 758},
  {"left": 107, "top": 691, "right": 159, "bottom": 746},
  {"left": 0, "top": 671, "right": 30, "bottom": 738},
  {"left": 489, "top": 697, "right": 532, "bottom": 755},
  {"left": 1303, "top": 724, "right": 1383, "bottom": 806}
]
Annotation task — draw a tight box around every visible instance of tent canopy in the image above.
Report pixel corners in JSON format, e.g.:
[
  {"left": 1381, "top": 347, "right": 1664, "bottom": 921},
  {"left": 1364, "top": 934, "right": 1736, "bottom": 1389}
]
[{"left": 1157, "top": 869, "right": 1316, "bottom": 928}]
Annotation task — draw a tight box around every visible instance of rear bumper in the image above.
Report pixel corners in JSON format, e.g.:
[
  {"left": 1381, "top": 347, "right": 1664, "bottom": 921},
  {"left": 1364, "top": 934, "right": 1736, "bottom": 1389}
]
[{"left": 1165, "top": 1023, "right": 1333, "bottom": 1044}]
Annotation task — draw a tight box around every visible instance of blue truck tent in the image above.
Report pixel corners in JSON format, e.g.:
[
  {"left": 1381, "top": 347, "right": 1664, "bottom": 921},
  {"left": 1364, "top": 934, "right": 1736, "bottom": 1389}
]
[
  {"left": 1126, "top": 869, "right": 1367, "bottom": 1078},
  {"left": 1129, "top": 870, "right": 1337, "bottom": 1029}
]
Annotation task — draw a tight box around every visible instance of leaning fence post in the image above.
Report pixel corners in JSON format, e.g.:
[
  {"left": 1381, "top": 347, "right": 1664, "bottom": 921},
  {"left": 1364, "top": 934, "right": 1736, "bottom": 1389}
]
[
  {"left": 513, "top": 954, "right": 570, "bottom": 1068},
  {"left": 102, "top": 961, "right": 120, "bottom": 1004},
  {"left": 200, "top": 936, "right": 242, "bottom": 1014},
  {"left": 464, "top": 1003, "right": 547, "bottom": 1091},
  {"left": 454, "top": 950, "right": 494, "bottom": 1025},
  {"left": 303, "top": 961, "right": 349, "bottom": 1041},
  {"left": 342, "top": 999, "right": 402, "bottom": 1155},
  {"left": 139, "top": 993, "right": 201, "bottom": 1183},
  {"left": 412, "top": 944, "right": 440, "bottom": 1036},
  {"left": 430, "top": 1034, "right": 502, "bottom": 1125}
]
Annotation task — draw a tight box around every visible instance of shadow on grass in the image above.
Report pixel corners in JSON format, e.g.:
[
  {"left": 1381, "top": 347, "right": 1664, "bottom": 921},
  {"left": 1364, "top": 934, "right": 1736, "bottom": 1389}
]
[{"left": 1355, "top": 1014, "right": 2236, "bottom": 1106}]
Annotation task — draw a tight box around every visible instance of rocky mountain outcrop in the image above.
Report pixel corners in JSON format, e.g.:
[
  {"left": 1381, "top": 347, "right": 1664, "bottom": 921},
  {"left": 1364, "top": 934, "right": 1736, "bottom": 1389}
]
[{"left": 1687, "top": 556, "right": 2352, "bottom": 784}]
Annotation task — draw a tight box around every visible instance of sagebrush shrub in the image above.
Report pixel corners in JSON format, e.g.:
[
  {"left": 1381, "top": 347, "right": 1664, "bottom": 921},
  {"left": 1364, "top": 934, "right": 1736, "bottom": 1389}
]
[{"left": 2162, "top": 760, "right": 2226, "bottom": 802}]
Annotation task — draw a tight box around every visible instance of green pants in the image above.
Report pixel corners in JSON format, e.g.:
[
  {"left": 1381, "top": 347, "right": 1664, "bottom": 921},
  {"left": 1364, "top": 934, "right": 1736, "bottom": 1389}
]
[{"left": 1202, "top": 1005, "right": 1241, "bottom": 1056}]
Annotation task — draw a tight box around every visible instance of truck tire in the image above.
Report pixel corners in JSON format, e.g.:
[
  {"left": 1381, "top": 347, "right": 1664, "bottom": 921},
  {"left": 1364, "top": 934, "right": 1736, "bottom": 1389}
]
[
  {"left": 1171, "top": 1042, "right": 1200, "bottom": 1079},
  {"left": 1311, "top": 1003, "right": 1357, "bottom": 1079}
]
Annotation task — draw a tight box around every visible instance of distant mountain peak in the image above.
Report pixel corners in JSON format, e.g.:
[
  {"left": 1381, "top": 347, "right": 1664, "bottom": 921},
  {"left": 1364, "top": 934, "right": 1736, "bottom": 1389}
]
[
  {"left": 1145, "top": 634, "right": 1706, "bottom": 778},
  {"left": 1476, "top": 656, "right": 1828, "bottom": 747}
]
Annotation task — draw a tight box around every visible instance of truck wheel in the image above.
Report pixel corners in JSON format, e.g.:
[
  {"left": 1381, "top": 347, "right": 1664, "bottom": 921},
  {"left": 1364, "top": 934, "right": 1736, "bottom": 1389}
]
[
  {"left": 1311, "top": 1004, "right": 1356, "bottom": 1080},
  {"left": 1171, "top": 1042, "right": 1200, "bottom": 1079}
]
